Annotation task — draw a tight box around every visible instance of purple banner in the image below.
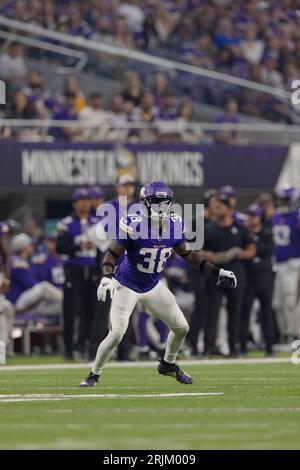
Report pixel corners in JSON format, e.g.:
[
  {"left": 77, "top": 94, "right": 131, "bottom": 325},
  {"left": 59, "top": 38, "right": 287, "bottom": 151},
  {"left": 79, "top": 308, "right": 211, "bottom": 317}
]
[{"left": 0, "top": 141, "right": 288, "bottom": 189}]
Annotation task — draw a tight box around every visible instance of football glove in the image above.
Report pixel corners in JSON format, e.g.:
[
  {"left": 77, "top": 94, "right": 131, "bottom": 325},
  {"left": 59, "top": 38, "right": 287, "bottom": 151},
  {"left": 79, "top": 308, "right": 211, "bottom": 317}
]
[
  {"left": 217, "top": 268, "right": 237, "bottom": 288},
  {"left": 97, "top": 276, "right": 119, "bottom": 302}
]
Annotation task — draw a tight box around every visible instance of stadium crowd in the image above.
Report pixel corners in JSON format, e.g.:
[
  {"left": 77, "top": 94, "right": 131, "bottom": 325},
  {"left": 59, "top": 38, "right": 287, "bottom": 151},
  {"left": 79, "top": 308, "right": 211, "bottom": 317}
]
[
  {"left": 0, "top": 0, "right": 300, "bottom": 130},
  {"left": 1, "top": 178, "right": 300, "bottom": 360}
]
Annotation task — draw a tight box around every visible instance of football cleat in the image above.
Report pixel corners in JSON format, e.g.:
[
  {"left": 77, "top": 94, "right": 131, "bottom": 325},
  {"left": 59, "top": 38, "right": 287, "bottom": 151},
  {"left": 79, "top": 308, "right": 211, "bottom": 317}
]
[
  {"left": 79, "top": 371, "right": 100, "bottom": 387},
  {"left": 157, "top": 359, "right": 193, "bottom": 384}
]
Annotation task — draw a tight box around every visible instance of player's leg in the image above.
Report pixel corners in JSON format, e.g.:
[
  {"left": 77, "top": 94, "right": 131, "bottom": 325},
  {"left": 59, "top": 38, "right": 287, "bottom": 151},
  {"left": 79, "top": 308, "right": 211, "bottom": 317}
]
[
  {"left": 80, "top": 284, "right": 138, "bottom": 386},
  {"left": 281, "top": 264, "right": 300, "bottom": 340},
  {"left": 141, "top": 281, "right": 192, "bottom": 384}
]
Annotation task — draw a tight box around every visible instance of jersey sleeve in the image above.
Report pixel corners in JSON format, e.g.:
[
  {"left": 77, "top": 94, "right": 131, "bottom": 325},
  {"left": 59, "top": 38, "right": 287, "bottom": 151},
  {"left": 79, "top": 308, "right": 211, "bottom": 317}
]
[{"left": 117, "top": 215, "right": 134, "bottom": 248}]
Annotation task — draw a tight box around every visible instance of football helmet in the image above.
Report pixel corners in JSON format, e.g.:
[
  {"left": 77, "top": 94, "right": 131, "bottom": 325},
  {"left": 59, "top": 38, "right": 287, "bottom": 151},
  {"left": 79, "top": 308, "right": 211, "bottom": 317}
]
[
  {"left": 140, "top": 181, "right": 174, "bottom": 221},
  {"left": 276, "top": 184, "right": 299, "bottom": 212}
]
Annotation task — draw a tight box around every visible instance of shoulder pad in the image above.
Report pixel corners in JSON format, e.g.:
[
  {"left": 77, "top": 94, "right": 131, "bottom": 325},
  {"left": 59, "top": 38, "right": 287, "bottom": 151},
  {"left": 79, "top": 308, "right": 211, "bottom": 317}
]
[
  {"left": 119, "top": 214, "right": 141, "bottom": 235},
  {"left": 11, "top": 257, "right": 29, "bottom": 269}
]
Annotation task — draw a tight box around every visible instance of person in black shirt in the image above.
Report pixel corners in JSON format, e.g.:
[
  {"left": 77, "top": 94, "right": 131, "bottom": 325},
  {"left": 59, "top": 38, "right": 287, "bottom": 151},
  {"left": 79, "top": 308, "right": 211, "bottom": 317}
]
[
  {"left": 202, "top": 194, "right": 256, "bottom": 356},
  {"left": 187, "top": 189, "right": 218, "bottom": 355},
  {"left": 240, "top": 203, "right": 275, "bottom": 355}
]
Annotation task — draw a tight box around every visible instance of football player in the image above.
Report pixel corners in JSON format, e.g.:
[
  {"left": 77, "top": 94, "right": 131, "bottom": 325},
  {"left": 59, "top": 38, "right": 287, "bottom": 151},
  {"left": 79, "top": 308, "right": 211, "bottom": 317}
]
[
  {"left": 80, "top": 181, "right": 237, "bottom": 386},
  {"left": 272, "top": 184, "right": 300, "bottom": 342}
]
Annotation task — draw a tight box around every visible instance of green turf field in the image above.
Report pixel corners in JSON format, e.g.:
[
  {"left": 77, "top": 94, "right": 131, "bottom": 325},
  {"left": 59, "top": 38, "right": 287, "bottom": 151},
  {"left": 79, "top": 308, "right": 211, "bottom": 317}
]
[{"left": 0, "top": 360, "right": 299, "bottom": 450}]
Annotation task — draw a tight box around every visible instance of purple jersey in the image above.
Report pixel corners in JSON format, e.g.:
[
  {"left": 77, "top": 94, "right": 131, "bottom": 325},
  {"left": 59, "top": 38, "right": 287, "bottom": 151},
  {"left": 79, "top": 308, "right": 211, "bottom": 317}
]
[
  {"left": 115, "top": 212, "right": 185, "bottom": 293},
  {"left": 32, "top": 253, "right": 65, "bottom": 288},
  {"left": 7, "top": 256, "right": 37, "bottom": 304},
  {"left": 272, "top": 209, "right": 300, "bottom": 262},
  {"left": 57, "top": 214, "right": 98, "bottom": 267},
  {"left": 0, "top": 222, "right": 9, "bottom": 237}
]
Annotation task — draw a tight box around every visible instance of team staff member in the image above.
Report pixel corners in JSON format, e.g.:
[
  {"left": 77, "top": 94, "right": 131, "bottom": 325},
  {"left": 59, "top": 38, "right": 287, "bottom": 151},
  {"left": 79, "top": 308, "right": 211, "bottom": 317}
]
[
  {"left": 202, "top": 194, "right": 256, "bottom": 357},
  {"left": 56, "top": 188, "right": 98, "bottom": 360},
  {"left": 187, "top": 189, "right": 218, "bottom": 355},
  {"left": 240, "top": 204, "right": 275, "bottom": 356}
]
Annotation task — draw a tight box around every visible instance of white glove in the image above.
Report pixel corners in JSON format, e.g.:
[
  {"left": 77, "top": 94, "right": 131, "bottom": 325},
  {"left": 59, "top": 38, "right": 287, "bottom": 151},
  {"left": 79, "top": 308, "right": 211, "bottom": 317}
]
[
  {"left": 217, "top": 268, "right": 237, "bottom": 288},
  {"left": 97, "top": 276, "right": 119, "bottom": 302}
]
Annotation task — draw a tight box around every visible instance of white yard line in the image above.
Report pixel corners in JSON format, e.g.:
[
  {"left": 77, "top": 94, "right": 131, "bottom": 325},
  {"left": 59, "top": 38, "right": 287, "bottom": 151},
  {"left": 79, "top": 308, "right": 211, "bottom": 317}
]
[
  {"left": 0, "top": 357, "right": 292, "bottom": 372},
  {"left": 0, "top": 392, "right": 224, "bottom": 403}
]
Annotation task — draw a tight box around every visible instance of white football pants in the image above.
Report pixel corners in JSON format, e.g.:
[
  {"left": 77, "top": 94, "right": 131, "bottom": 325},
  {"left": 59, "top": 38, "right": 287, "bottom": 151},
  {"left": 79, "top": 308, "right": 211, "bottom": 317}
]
[
  {"left": 0, "top": 295, "right": 15, "bottom": 344},
  {"left": 15, "top": 281, "right": 63, "bottom": 314},
  {"left": 273, "top": 260, "right": 300, "bottom": 338},
  {"left": 92, "top": 281, "right": 189, "bottom": 374}
]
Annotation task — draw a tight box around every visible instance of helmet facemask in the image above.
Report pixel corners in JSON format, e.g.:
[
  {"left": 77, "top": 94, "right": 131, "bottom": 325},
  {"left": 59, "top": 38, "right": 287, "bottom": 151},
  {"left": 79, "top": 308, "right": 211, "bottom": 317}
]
[{"left": 141, "top": 196, "right": 173, "bottom": 222}]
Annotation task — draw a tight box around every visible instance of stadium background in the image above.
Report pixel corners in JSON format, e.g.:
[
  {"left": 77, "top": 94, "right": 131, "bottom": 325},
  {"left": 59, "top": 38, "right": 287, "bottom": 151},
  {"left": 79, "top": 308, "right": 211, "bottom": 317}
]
[{"left": 0, "top": 0, "right": 300, "bottom": 358}]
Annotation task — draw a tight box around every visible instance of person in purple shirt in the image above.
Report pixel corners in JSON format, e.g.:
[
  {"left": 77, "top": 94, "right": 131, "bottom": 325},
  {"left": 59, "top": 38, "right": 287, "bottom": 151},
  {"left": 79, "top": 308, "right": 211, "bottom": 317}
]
[
  {"left": 7, "top": 233, "right": 62, "bottom": 314},
  {"left": 56, "top": 188, "right": 98, "bottom": 360},
  {"left": 31, "top": 233, "right": 66, "bottom": 290},
  {"left": 214, "top": 97, "right": 240, "bottom": 144},
  {"left": 88, "top": 186, "right": 105, "bottom": 219},
  {"left": 272, "top": 184, "right": 300, "bottom": 342},
  {"left": 49, "top": 92, "right": 81, "bottom": 141},
  {"left": 80, "top": 181, "right": 237, "bottom": 387}
]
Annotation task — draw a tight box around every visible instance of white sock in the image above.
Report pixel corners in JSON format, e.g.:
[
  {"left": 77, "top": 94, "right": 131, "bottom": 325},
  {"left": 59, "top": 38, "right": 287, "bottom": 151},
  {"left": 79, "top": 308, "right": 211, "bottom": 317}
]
[
  {"left": 164, "top": 324, "right": 189, "bottom": 364},
  {"left": 92, "top": 330, "right": 123, "bottom": 375}
]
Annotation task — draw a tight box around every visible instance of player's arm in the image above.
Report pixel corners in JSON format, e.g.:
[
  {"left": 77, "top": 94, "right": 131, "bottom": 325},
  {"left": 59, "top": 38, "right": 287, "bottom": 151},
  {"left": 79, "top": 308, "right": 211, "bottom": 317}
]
[
  {"left": 235, "top": 243, "right": 256, "bottom": 260},
  {"left": 101, "top": 240, "right": 126, "bottom": 276},
  {"left": 174, "top": 241, "right": 237, "bottom": 288},
  {"left": 97, "top": 240, "right": 126, "bottom": 301}
]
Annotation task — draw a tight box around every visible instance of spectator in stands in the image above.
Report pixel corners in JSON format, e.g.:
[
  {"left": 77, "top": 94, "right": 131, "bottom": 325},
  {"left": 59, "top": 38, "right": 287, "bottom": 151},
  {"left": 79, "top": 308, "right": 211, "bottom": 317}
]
[
  {"left": 133, "top": 92, "right": 157, "bottom": 122},
  {"left": 113, "top": 16, "right": 136, "bottom": 49},
  {"left": 24, "top": 70, "right": 56, "bottom": 119},
  {"left": 240, "top": 23, "right": 264, "bottom": 65},
  {"left": 50, "top": 91, "right": 83, "bottom": 141},
  {"left": 2, "top": 89, "right": 36, "bottom": 139},
  {"left": 158, "top": 94, "right": 177, "bottom": 120},
  {"left": 260, "top": 56, "right": 284, "bottom": 88},
  {"left": 67, "top": 8, "right": 92, "bottom": 38},
  {"left": 118, "top": 0, "right": 145, "bottom": 34},
  {"left": 62, "top": 76, "right": 86, "bottom": 113},
  {"left": 181, "top": 34, "right": 215, "bottom": 69},
  {"left": 80, "top": 92, "right": 110, "bottom": 141},
  {"left": 152, "top": 71, "right": 168, "bottom": 107},
  {"left": 152, "top": 2, "right": 178, "bottom": 43},
  {"left": 121, "top": 70, "right": 143, "bottom": 107},
  {"left": 0, "top": 42, "right": 27, "bottom": 86},
  {"left": 214, "top": 97, "right": 240, "bottom": 144},
  {"left": 214, "top": 18, "right": 240, "bottom": 50},
  {"left": 7, "top": 233, "right": 63, "bottom": 314},
  {"left": 136, "top": 13, "right": 159, "bottom": 50}
]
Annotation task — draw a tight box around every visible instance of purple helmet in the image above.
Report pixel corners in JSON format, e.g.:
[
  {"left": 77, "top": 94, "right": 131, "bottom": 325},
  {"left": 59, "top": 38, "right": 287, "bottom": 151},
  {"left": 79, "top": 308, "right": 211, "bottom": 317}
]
[
  {"left": 219, "top": 185, "right": 237, "bottom": 198},
  {"left": 140, "top": 181, "right": 174, "bottom": 221},
  {"left": 276, "top": 184, "right": 298, "bottom": 202}
]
